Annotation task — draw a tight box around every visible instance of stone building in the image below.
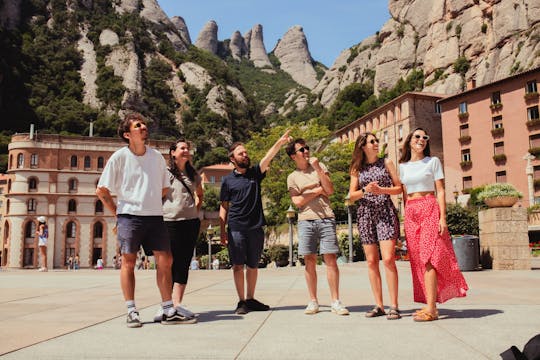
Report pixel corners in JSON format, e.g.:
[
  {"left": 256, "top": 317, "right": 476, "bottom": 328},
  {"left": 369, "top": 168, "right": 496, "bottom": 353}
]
[{"left": 1, "top": 133, "right": 169, "bottom": 269}]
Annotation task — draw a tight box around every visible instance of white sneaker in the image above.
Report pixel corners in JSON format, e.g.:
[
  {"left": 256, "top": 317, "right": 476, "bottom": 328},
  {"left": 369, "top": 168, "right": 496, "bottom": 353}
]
[
  {"left": 304, "top": 300, "right": 319, "bottom": 315},
  {"left": 331, "top": 300, "right": 349, "bottom": 316},
  {"left": 176, "top": 305, "right": 198, "bottom": 318},
  {"left": 153, "top": 307, "right": 164, "bottom": 323},
  {"left": 38, "top": 267, "right": 48, "bottom": 272}
]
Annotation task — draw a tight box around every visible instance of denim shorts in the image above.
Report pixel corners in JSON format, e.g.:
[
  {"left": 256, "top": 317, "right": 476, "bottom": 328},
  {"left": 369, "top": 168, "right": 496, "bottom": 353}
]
[
  {"left": 227, "top": 227, "right": 264, "bottom": 268},
  {"left": 117, "top": 214, "right": 170, "bottom": 255},
  {"left": 297, "top": 218, "right": 339, "bottom": 255}
]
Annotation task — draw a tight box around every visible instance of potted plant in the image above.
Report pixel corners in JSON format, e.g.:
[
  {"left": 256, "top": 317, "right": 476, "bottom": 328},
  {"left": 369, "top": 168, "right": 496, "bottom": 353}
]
[{"left": 477, "top": 183, "right": 523, "bottom": 208}]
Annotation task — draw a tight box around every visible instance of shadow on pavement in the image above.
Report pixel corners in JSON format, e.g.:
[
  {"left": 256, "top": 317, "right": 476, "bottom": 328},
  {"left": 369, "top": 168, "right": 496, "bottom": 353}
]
[{"left": 438, "top": 308, "right": 503, "bottom": 319}]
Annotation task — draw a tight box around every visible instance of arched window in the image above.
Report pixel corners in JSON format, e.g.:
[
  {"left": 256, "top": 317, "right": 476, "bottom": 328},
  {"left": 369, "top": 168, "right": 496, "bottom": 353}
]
[
  {"left": 25, "top": 221, "right": 36, "bottom": 238},
  {"left": 68, "top": 178, "right": 77, "bottom": 192},
  {"left": 66, "top": 221, "right": 76, "bottom": 238},
  {"left": 4, "top": 221, "right": 9, "bottom": 244},
  {"left": 95, "top": 200, "right": 104, "bottom": 214},
  {"left": 27, "top": 198, "right": 37, "bottom": 213},
  {"left": 6, "top": 199, "right": 9, "bottom": 214},
  {"left": 93, "top": 222, "right": 103, "bottom": 238},
  {"left": 9, "top": 154, "right": 13, "bottom": 169},
  {"left": 17, "top": 153, "right": 24, "bottom": 168},
  {"left": 68, "top": 199, "right": 77, "bottom": 213},
  {"left": 7, "top": 179, "right": 11, "bottom": 192},
  {"left": 70, "top": 155, "right": 78, "bottom": 168},
  {"left": 97, "top": 157, "right": 104, "bottom": 169},
  {"left": 30, "top": 153, "right": 39, "bottom": 168},
  {"left": 84, "top": 156, "right": 91, "bottom": 169},
  {"left": 28, "top": 177, "right": 38, "bottom": 192}
]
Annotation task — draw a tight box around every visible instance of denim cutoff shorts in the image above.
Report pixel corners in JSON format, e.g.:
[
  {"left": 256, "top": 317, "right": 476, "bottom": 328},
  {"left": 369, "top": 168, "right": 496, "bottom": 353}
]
[{"left": 297, "top": 218, "right": 339, "bottom": 255}]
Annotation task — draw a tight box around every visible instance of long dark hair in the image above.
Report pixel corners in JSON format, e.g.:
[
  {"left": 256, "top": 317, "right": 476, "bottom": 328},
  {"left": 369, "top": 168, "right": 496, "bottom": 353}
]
[
  {"left": 349, "top": 132, "right": 376, "bottom": 174},
  {"left": 399, "top": 127, "right": 431, "bottom": 163},
  {"left": 169, "top": 139, "right": 196, "bottom": 181}
]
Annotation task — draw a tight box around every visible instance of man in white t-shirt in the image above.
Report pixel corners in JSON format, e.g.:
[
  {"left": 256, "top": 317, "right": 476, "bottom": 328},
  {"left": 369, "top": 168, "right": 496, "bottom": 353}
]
[{"left": 96, "top": 112, "right": 195, "bottom": 327}]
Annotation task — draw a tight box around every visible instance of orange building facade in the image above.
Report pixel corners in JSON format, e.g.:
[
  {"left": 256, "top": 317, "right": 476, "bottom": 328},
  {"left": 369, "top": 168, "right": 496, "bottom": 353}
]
[{"left": 439, "top": 67, "right": 540, "bottom": 206}]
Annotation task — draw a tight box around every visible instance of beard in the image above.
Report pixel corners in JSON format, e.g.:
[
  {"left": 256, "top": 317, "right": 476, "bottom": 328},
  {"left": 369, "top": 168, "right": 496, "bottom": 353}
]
[{"left": 236, "top": 157, "right": 251, "bottom": 169}]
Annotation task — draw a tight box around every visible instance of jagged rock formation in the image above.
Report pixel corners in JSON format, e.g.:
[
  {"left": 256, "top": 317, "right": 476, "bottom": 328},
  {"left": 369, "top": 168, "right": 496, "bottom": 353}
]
[
  {"left": 315, "top": 0, "right": 540, "bottom": 107},
  {"left": 105, "top": 37, "right": 142, "bottom": 107},
  {"left": 244, "top": 24, "right": 272, "bottom": 68},
  {"left": 273, "top": 25, "right": 318, "bottom": 89},
  {"left": 195, "top": 20, "right": 218, "bottom": 54},
  {"left": 78, "top": 27, "right": 101, "bottom": 108},
  {"left": 230, "top": 31, "right": 248, "bottom": 60},
  {"left": 0, "top": 0, "right": 21, "bottom": 29},
  {"left": 171, "top": 16, "right": 192, "bottom": 45},
  {"left": 179, "top": 62, "right": 213, "bottom": 90},
  {"left": 99, "top": 28, "right": 119, "bottom": 47}
]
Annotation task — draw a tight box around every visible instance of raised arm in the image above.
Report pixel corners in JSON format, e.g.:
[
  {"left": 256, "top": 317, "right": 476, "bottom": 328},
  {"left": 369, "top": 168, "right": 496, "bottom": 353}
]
[{"left": 260, "top": 129, "right": 292, "bottom": 173}]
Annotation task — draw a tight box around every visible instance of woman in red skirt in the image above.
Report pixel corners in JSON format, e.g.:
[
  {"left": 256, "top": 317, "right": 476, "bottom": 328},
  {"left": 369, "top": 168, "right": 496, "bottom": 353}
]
[{"left": 399, "top": 128, "right": 468, "bottom": 322}]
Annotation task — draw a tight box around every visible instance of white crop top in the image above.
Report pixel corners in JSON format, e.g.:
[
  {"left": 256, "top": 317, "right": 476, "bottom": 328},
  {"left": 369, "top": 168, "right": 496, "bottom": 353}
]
[{"left": 399, "top": 156, "right": 444, "bottom": 194}]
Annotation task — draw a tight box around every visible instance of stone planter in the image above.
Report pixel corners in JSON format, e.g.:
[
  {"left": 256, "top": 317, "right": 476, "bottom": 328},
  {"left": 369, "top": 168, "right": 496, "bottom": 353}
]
[
  {"left": 484, "top": 196, "right": 518, "bottom": 208},
  {"left": 204, "top": 210, "right": 219, "bottom": 219}
]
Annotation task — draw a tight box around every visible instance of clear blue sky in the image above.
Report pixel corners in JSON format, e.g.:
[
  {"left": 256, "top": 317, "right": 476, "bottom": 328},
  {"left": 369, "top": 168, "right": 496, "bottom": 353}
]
[{"left": 157, "top": 1, "right": 390, "bottom": 67}]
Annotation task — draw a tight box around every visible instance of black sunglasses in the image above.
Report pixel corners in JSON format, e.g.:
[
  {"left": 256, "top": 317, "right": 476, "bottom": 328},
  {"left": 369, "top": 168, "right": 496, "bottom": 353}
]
[
  {"left": 413, "top": 134, "right": 430, "bottom": 140},
  {"left": 368, "top": 139, "right": 379, "bottom": 144},
  {"left": 296, "top": 145, "right": 310, "bottom": 153}
]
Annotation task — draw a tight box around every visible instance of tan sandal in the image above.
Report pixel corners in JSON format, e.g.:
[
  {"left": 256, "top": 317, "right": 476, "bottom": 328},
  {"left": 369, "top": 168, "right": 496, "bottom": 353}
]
[
  {"left": 413, "top": 311, "right": 438, "bottom": 322},
  {"left": 415, "top": 308, "right": 439, "bottom": 317}
]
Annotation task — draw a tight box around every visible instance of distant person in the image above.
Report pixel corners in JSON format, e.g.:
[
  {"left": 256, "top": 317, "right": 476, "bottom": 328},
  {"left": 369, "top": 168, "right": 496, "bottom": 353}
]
[
  {"left": 399, "top": 128, "right": 468, "bottom": 322},
  {"left": 67, "top": 255, "right": 73, "bottom": 270},
  {"left": 96, "top": 257, "right": 104, "bottom": 270},
  {"left": 96, "top": 112, "right": 194, "bottom": 327},
  {"left": 348, "top": 132, "right": 402, "bottom": 320},
  {"left": 190, "top": 257, "right": 199, "bottom": 270},
  {"left": 157, "top": 138, "right": 204, "bottom": 321},
  {"left": 286, "top": 138, "right": 349, "bottom": 316},
  {"left": 74, "top": 254, "right": 80, "bottom": 270},
  {"left": 36, "top": 216, "right": 48, "bottom": 272},
  {"left": 212, "top": 256, "right": 220, "bottom": 270},
  {"left": 220, "top": 130, "right": 292, "bottom": 315}
]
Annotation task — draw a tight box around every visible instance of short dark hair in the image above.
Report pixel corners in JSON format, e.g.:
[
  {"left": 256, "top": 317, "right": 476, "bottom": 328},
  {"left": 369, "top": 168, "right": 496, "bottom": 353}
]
[
  {"left": 285, "top": 138, "right": 306, "bottom": 156},
  {"left": 117, "top": 112, "right": 146, "bottom": 143},
  {"left": 228, "top": 142, "right": 244, "bottom": 158}
]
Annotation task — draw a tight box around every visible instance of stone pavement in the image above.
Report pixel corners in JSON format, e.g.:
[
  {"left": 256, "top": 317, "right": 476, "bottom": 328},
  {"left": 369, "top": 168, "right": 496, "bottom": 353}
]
[{"left": 1, "top": 261, "right": 539, "bottom": 359}]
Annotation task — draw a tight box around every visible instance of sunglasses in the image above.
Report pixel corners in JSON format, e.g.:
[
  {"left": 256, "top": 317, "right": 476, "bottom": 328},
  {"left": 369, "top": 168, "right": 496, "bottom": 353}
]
[
  {"left": 132, "top": 122, "right": 146, "bottom": 129},
  {"left": 368, "top": 139, "right": 379, "bottom": 144},
  {"left": 296, "top": 145, "right": 310, "bottom": 153},
  {"left": 413, "top": 134, "right": 430, "bottom": 141}
]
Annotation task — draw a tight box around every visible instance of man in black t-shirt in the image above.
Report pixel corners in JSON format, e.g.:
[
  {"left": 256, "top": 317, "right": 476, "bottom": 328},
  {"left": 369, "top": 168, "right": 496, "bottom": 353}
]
[{"left": 220, "top": 130, "right": 291, "bottom": 315}]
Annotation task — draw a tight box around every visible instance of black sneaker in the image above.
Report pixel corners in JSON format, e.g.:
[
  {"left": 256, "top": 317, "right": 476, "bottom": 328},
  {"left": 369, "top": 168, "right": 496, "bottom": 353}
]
[
  {"left": 161, "top": 309, "right": 197, "bottom": 325},
  {"left": 126, "top": 311, "right": 142, "bottom": 328},
  {"left": 235, "top": 300, "right": 249, "bottom": 315},
  {"left": 246, "top": 298, "right": 270, "bottom": 311}
]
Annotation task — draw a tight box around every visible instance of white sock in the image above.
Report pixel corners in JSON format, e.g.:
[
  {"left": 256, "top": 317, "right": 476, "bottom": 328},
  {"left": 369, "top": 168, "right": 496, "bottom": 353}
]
[
  {"left": 126, "top": 300, "right": 136, "bottom": 314},
  {"left": 162, "top": 300, "right": 175, "bottom": 316}
]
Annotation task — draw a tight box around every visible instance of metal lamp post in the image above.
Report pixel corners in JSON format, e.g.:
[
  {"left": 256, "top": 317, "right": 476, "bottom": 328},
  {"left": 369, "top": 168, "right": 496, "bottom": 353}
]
[
  {"left": 207, "top": 224, "right": 214, "bottom": 270},
  {"left": 453, "top": 186, "right": 459, "bottom": 204},
  {"left": 286, "top": 205, "right": 296, "bottom": 267},
  {"left": 344, "top": 195, "right": 353, "bottom": 263}
]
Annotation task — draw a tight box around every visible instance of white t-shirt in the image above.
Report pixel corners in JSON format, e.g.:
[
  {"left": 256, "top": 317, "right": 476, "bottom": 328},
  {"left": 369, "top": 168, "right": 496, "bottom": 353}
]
[
  {"left": 399, "top": 156, "right": 444, "bottom": 194},
  {"left": 98, "top": 146, "right": 169, "bottom": 216}
]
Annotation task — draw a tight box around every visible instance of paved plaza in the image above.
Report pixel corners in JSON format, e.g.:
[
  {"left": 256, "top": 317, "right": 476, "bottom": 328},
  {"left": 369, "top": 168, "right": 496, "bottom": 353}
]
[{"left": 1, "top": 261, "right": 539, "bottom": 359}]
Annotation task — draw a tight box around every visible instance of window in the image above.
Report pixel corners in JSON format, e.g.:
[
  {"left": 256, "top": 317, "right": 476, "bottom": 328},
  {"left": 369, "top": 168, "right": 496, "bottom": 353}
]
[
  {"left": 491, "top": 91, "right": 501, "bottom": 105},
  {"left": 383, "top": 131, "right": 388, "bottom": 144},
  {"left": 210, "top": 176, "right": 215, "bottom": 184},
  {"left": 528, "top": 106, "right": 539, "bottom": 121},
  {"left": 68, "top": 199, "right": 77, "bottom": 213},
  {"left": 461, "top": 149, "right": 471, "bottom": 162},
  {"left": 494, "top": 142, "right": 504, "bottom": 155},
  {"left": 492, "top": 115, "right": 503, "bottom": 129},
  {"left": 459, "top": 124, "right": 469, "bottom": 137},
  {"left": 66, "top": 221, "right": 76, "bottom": 238},
  {"left": 17, "top": 153, "right": 24, "bottom": 168},
  {"left": 23, "top": 248, "right": 34, "bottom": 267},
  {"left": 70, "top": 155, "right": 78, "bottom": 169},
  {"left": 84, "top": 156, "right": 91, "bottom": 169},
  {"left": 462, "top": 176, "right": 472, "bottom": 190},
  {"left": 435, "top": 103, "right": 441, "bottom": 114},
  {"left": 93, "top": 222, "right": 103, "bottom": 238},
  {"left": 398, "top": 125, "right": 403, "bottom": 140},
  {"left": 530, "top": 134, "right": 540, "bottom": 148},
  {"left": 97, "top": 157, "right": 104, "bottom": 169},
  {"left": 6, "top": 199, "right": 9, "bottom": 214},
  {"left": 526, "top": 80, "right": 538, "bottom": 94},
  {"left": 496, "top": 171, "right": 507, "bottom": 183},
  {"left": 534, "top": 165, "right": 540, "bottom": 180},
  {"left": 30, "top": 154, "right": 38, "bottom": 168},
  {"left": 25, "top": 221, "right": 36, "bottom": 238},
  {"left": 95, "top": 200, "right": 104, "bottom": 214},
  {"left": 28, "top": 177, "right": 38, "bottom": 192},
  {"left": 459, "top": 102, "right": 468, "bottom": 114},
  {"left": 68, "top": 178, "right": 77, "bottom": 192},
  {"left": 27, "top": 198, "right": 37, "bottom": 213}
]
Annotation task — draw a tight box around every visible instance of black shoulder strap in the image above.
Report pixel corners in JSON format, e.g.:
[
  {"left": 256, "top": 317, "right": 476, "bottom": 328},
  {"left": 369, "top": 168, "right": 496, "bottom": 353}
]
[{"left": 169, "top": 169, "right": 195, "bottom": 202}]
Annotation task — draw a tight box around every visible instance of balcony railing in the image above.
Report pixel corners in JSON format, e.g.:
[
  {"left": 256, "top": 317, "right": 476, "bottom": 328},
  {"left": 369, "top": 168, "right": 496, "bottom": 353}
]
[
  {"left": 458, "top": 135, "right": 471, "bottom": 143},
  {"left": 460, "top": 160, "right": 472, "bottom": 168},
  {"left": 458, "top": 112, "right": 469, "bottom": 120},
  {"left": 490, "top": 103, "right": 503, "bottom": 111},
  {"left": 491, "top": 127, "right": 504, "bottom": 136},
  {"left": 524, "top": 92, "right": 539, "bottom": 101},
  {"left": 492, "top": 153, "right": 507, "bottom": 163}
]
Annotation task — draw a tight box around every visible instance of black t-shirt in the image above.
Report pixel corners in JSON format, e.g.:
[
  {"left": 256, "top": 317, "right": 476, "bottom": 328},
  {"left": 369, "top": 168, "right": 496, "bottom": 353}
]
[{"left": 220, "top": 164, "right": 266, "bottom": 231}]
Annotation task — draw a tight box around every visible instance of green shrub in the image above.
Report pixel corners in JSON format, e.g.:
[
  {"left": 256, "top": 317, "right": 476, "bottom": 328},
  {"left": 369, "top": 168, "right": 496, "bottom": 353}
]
[
  {"left": 477, "top": 183, "right": 523, "bottom": 202},
  {"left": 266, "top": 244, "right": 289, "bottom": 265},
  {"left": 202, "top": 187, "right": 221, "bottom": 211},
  {"left": 447, "top": 203, "right": 479, "bottom": 235}
]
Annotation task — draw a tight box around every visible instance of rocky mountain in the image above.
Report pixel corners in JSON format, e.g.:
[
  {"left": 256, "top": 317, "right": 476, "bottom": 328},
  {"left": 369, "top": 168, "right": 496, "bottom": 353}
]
[
  {"left": 315, "top": 0, "right": 540, "bottom": 107},
  {"left": 194, "top": 20, "right": 218, "bottom": 54}
]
